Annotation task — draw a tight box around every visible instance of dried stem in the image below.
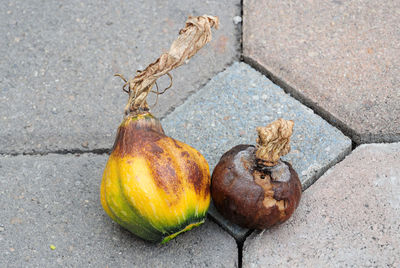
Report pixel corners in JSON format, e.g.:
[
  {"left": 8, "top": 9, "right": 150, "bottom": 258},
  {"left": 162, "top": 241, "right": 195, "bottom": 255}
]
[
  {"left": 122, "top": 15, "right": 219, "bottom": 115},
  {"left": 256, "top": 119, "right": 294, "bottom": 166}
]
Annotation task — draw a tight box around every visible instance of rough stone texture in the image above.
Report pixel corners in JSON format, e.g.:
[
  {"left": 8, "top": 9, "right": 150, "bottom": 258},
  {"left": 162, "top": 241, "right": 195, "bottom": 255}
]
[
  {"left": 243, "top": 143, "right": 400, "bottom": 268},
  {"left": 162, "top": 62, "right": 351, "bottom": 241},
  {"left": 0, "top": 154, "right": 238, "bottom": 267},
  {"left": 0, "top": 0, "right": 240, "bottom": 154},
  {"left": 243, "top": 0, "right": 400, "bottom": 144}
]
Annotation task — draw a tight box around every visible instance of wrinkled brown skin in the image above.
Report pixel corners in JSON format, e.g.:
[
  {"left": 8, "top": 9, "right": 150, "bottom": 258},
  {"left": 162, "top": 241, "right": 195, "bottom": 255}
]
[{"left": 211, "top": 145, "right": 302, "bottom": 229}]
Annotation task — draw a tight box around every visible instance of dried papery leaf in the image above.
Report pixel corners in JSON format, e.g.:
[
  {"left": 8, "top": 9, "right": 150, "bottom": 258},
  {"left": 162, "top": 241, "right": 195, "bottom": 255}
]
[
  {"left": 256, "top": 119, "right": 294, "bottom": 166},
  {"left": 124, "top": 15, "right": 219, "bottom": 115}
]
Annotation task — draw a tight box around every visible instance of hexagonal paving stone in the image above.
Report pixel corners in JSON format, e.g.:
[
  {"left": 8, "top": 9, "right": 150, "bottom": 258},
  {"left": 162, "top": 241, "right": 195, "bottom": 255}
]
[
  {"left": 243, "top": 0, "right": 400, "bottom": 144},
  {"left": 0, "top": 154, "right": 238, "bottom": 267},
  {"left": 162, "top": 62, "right": 351, "bottom": 241},
  {"left": 0, "top": 0, "right": 240, "bottom": 154},
  {"left": 243, "top": 143, "right": 400, "bottom": 267}
]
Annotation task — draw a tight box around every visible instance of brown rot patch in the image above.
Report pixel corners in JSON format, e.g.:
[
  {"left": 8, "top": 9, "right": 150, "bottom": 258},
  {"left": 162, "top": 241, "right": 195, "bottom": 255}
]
[
  {"left": 186, "top": 160, "right": 205, "bottom": 195},
  {"left": 172, "top": 139, "right": 183, "bottom": 149},
  {"left": 203, "top": 181, "right": 210, "bottom": 196},
  {"left": 149, "top": 143, "right": 164, "bottom": 156},
  {"left": 149, "top": 158, "right": 182, "bottom": 207},
  {"left": 181, "top": 151, "right": 190, "bottom": 158},
  {"left": 112, "top": 122, "right": 164, "bottom": 157}
]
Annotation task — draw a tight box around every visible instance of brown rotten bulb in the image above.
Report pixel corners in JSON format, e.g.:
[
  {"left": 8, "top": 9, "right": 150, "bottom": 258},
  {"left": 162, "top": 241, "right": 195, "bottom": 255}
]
[{"left": 211, "top": 119, "right": 301, "bottom": 229}]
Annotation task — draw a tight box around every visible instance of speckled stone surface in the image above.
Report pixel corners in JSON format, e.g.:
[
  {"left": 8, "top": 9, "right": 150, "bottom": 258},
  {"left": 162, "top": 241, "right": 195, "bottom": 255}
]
[
  {"left": 162, "top": 62, "right": 351, "bottom": 240},
  {"left": 243, "top": 0, "right": 400, "bottom": 144},
  {"left": 0, "top": 154, "right": 238, "bottom": 267},
  {"left": 0, "top": 0, "right": 240, "bottom": 154},
  {"left": 243, "top": 143, "right": 400, "bottom": 268}
]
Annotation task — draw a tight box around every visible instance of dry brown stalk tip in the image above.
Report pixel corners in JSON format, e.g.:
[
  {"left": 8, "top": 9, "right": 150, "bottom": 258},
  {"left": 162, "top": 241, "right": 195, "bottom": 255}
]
[
  {"left": 121, "top": 15, "right": 219, "bottom": 115},
  {"left": 256, "top": 119, "right": 294, "bottom": 166}
]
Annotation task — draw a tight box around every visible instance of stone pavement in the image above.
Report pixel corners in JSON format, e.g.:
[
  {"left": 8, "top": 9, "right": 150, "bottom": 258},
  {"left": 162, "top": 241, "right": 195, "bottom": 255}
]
[
  {"left": 243, "top": 0, "right": 400, "bottom": 144},
  {"left": 0, "top": 0, "right": 240, "bottom": 154},
  {"left": 1, "top": 0, "right": 399, "bottom": 267}
]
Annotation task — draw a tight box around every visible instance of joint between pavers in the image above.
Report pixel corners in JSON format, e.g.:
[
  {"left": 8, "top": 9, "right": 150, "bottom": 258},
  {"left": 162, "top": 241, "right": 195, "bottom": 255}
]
[
  {"left": 160, "top": 60, "right": 239, "bottom": 120},
  {"left": 243, "top": 56, "right": 352, "bottom": 135},
  {"left": 303, "top": 143, "right": 352, "bottom": 190},
  {"left": 243, "top": 56, "right": 400, "bottom": 145},
  {"left": 239, "top": 0, "right": 244, "bottom": 61},
  {"left": 207, "top": 214, "right": 250, "bottom": 268},
  {"left": 207, "top": 213, "right": 253, "bottom": 243},
  {"left": 0, "top": 148, "right": 111, "bottom": 157},
  {"left": 237, "top": 239, "right": 244, "bottom": 268}
]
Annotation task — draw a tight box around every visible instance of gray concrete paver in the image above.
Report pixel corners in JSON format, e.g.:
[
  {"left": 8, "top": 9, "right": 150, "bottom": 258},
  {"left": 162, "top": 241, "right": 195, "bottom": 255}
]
[
  {"left": 0, "top": 0, "right": 240, "bottom": 154},
  {"left": 243, "top": 0, "right": 400, "bottom": 144}
]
